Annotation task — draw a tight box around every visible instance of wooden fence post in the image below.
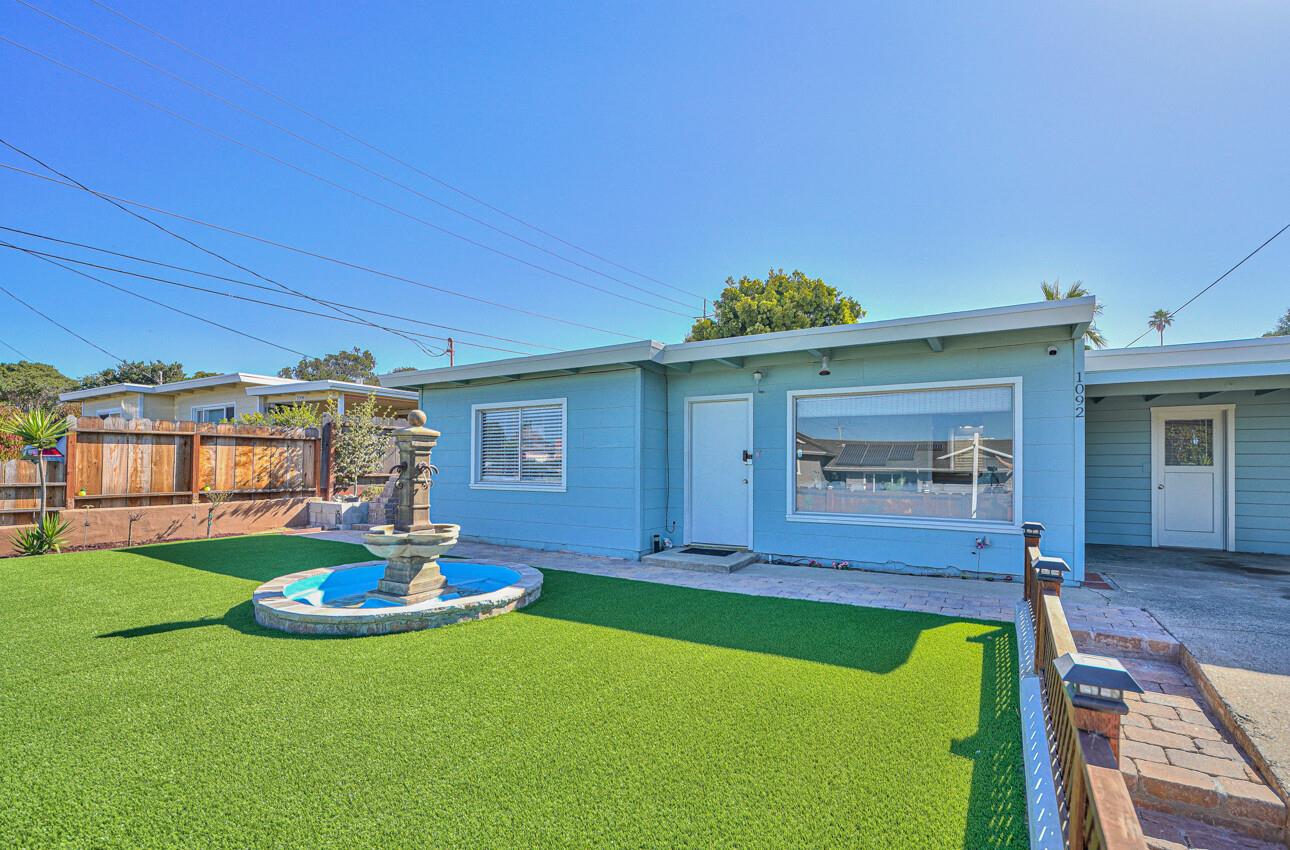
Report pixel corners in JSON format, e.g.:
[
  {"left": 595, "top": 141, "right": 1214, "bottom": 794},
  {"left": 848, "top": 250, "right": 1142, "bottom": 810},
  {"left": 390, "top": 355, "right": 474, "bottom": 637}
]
[
  {"left": 64, "top": 427, "right": 78, "bottom": 511},
  {"left": 190, "top": 430, "right": 202, "bottom": 504},
  {"left": 321, "top": 419, "right": 335, "bottom": 501},
  {"left": 1021, "top": 520, "right": 1045, "bottom": 604}
]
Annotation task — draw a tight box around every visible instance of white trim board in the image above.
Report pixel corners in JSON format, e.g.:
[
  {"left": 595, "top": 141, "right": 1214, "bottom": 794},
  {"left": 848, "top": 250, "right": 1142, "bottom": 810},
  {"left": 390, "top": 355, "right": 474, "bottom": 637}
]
[
  {"left": 784, "top": 377, "right": 1025, "bottom": 533},
  {"left": 1149, "top": 404, "right": 1236, "bottom": 552},
  {"left": 683, "top": 393, "right": 754, "bottom": 548}
]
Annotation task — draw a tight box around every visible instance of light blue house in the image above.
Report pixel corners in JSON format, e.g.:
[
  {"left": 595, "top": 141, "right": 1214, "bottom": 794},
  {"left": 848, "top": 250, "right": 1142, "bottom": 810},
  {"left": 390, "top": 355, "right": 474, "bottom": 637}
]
[{"left": 382, "top": 298, "right": 1290, "bottom": 582}]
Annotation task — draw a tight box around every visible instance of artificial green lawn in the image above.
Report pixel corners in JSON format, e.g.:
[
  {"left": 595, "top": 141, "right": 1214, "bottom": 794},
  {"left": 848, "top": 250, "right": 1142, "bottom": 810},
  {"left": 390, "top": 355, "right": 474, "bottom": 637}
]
[{"left": 1, "top": 535, "right": 1026, "bottom": 849}]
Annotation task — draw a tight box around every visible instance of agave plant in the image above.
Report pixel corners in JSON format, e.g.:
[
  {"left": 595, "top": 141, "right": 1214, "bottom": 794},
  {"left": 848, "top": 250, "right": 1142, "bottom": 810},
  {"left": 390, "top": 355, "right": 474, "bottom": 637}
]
[
  {"left": 11, "top": 515, "right": 72, "bottom": 556},
  {"left": 0, "top": 408, "right": 70, "bottom": 527}
]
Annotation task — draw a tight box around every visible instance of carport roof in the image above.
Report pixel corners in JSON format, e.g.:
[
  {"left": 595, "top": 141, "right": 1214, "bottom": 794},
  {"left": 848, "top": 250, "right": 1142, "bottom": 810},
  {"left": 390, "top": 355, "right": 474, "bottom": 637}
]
[{"left": 1085, "top": 336, "right": 1290, "bottom": 392}]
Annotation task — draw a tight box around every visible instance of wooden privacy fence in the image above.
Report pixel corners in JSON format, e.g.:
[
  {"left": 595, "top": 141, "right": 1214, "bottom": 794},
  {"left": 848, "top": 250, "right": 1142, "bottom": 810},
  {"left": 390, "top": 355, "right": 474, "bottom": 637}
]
[
  {"left": 1, "top": 416, "right": 321, "bottom": 524},
  {"left": 1023, "top": 524, "right": 1148, "bottom": 850}
]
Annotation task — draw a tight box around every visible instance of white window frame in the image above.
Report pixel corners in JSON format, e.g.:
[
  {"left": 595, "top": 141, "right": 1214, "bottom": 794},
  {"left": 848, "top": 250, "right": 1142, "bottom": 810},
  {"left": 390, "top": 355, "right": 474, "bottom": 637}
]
[
  {"left": 191, "top": 403, "right": 237, "bottom": 423},
  {"left": 785, "top": 377, "right": 1024, "bottom": 534},
  {"left": 95, "top": 406, "right": 123, "bottom": 420},
  {"left": 470, "top": 397, "right": 567, "bottom": 492}
]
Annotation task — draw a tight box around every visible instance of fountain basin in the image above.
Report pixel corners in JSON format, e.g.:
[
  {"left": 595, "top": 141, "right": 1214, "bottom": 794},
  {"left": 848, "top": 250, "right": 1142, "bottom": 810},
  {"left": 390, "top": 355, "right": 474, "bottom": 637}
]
[
  {"left": 361, "top": 523, "right": 461, "bottom": 560},
  {"left": 252, "top": 559, "right": 543, "bottom": 636}
]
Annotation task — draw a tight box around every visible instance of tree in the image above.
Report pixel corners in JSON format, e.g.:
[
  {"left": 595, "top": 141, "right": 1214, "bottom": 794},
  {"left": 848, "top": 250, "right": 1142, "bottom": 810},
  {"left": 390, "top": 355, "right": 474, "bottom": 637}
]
[
  {"left": 0, "top": 361, "right": 73, "bottom": 409},
  {"left": 1147, "top": 309, "right": 1174, "bottom": 346},
  {"left": 0, "top": 408, "right": 69, "bottom": 528},
  {"left": 76, "top": 360, "right": 186, "bottom": 389},
  {"left": 238, "top": 400, "right": 322, "bottom": 428},
  {"left": 687, "top": 269, "right": 863, "bottom": 341},
  {"left": 278, "top": 348, "right": 377, "bottom": 383},
  {"left": 1040, "top": 279, "right": 1107, "bottom": 349},
  {"left": 328, "top": 394, "right": 389, "bottom": 496},
  {"left": 1264, "top": 308, "right": 1290, "bottom": 337},
  {"left": 189, "top": 370, "right": 220, "bottom": 379}
]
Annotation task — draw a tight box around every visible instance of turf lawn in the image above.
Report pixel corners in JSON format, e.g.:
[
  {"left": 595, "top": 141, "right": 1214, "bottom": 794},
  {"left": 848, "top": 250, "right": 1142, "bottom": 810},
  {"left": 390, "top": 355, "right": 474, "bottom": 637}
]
[{"left": 1, "top": 535, "right": 1026, "bottom": 849}]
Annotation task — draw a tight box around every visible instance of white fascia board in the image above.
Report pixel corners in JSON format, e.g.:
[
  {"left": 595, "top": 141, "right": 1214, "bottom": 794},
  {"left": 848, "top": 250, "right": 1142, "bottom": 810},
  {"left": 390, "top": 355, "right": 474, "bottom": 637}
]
[
  {"left": 1086, "top": 336, "right": 1290, "bottom": 376},
  {"left": 656, "top": 297, "right": 1096, "bottom": 365},
  {"left": 59, "top": 382, "right": 155, "bottom": 401},
  {"left": 247, "top": 380, "right": 417, "bottom": 399},
  {"left": 1085, "top": 361, "right": 1290, "bottom": 386},
  {"left": 379, "top": 341, "right": 663, "bottom": 387},
  {"left": 58, "top": 372, "right": 293, "bottom": 402}
]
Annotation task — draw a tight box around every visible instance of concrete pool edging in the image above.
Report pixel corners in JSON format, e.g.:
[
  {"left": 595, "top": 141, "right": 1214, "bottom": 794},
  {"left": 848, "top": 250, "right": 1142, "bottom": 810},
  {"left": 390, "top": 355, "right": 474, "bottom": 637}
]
[{"left": 252, "top": 560, "right": 544, "bottom": 636}]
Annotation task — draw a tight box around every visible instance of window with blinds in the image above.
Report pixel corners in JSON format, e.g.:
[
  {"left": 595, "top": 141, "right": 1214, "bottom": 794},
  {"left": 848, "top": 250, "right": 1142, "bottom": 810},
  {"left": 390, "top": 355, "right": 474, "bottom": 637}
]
[{"left": 474, "top": 400, "right": 566, "bottom": 489}]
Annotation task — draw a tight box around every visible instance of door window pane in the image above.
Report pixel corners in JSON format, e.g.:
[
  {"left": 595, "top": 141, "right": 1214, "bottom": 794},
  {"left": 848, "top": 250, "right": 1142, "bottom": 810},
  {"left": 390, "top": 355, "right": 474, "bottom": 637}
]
[
  {"left": 793, "top": 385, "right": 1015, "bottom": 523},
  {"left": 1165, "top": 420, "right": 1213, "bottom": 466}
]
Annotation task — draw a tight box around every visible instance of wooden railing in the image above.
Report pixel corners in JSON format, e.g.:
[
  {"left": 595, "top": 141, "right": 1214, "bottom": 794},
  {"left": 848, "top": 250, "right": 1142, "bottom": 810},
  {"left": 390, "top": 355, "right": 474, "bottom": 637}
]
[{"left": 1023, "top": 524, "right": 1148, "bottom": 850}]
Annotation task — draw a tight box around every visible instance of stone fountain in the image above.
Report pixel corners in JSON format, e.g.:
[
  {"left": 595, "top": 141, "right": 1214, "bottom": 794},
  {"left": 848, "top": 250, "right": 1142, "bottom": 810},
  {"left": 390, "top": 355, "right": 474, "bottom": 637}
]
[
  {"left": 361, "top": 410, "right": 461, "bottom": 604},
  {"left": 251, "top": 409, "right": 543, "bottom": 636}
]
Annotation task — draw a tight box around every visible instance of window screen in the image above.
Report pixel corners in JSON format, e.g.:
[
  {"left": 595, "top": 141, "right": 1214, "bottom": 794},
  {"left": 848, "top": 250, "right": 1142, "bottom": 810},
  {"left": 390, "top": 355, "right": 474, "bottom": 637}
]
[{"left": 476, "top": 402, "right": 565, "bottom": 488}]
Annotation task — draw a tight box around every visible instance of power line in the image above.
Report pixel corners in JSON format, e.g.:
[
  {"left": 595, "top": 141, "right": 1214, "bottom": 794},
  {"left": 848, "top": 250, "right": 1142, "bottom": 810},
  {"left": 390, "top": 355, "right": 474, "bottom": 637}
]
[
  {"left": 0, "top": 336, "right": 33, "bottom": 360},
  {"left": 86, "top": 0, "right": 702, "bottom": 301},
  {"left": 0, "top": 161, "right": 645, "bottom": 340},
  {"left": 0, "top": 136, "right": 440, "bottom": 359},
  {"left": 0, "top": 225, "right": 561, "bottom": 353},
  {"left": 11, "top": 247, "right": 312, "bottom": 357},
  {"left": 0, "top": 34, "right": 696, "bottom": 318},
  {"left": 15, "top": 0, "right": 704, "bottom": 310},
  {"left": 1, "top": 241, "right": 537, "bottom": 358},
  {"left": 0, "top": 278, "right": 123, "bottom": 361},
  {"left": 1125, "top": 221, "right": 1290, "bottom": 347}
]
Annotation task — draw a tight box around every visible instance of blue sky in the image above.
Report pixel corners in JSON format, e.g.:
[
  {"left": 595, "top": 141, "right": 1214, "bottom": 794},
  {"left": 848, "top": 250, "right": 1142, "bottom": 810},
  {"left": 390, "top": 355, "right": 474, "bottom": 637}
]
[{"left": 2, "top": 1, "right": 1288, "bottom": 378}]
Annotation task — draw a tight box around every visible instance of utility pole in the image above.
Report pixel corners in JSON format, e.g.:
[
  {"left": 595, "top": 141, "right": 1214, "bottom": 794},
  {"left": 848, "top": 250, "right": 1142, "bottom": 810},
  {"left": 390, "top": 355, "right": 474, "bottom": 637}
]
[{"left": 447, "top": 337, "right": 454, "bottom": 367}]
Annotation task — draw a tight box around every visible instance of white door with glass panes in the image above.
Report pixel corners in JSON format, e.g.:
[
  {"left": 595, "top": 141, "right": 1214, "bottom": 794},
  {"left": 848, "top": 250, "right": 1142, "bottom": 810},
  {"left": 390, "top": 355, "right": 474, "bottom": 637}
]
[{"left": 1151, "top": 407, "right": 1228, "bottom": 550}]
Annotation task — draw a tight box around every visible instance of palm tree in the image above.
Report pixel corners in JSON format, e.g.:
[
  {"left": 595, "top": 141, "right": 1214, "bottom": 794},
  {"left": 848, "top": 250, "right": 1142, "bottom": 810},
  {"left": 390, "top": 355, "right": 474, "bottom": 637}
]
[
  {"left": 1148, "top": 309, "right": 1174, "bottom": 346},
  {"left": 0, "top": 408, "right": 69, "bottom": 526},
  {"left": 1041, "top": 279, "right": 1107, "bottom": 348}
]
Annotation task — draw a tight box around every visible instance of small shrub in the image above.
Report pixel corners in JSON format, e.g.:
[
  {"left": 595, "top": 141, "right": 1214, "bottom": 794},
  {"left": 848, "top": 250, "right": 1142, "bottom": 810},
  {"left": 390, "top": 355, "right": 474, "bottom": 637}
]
[
  {"left": 239, "top": 402, "right": 322, "bottom": 428},
  {"left": 359, "top": 485, "right": 386, "bottom": 502},
  {"left": 11, "top": 514, "right": 72, "bottom": 556}
]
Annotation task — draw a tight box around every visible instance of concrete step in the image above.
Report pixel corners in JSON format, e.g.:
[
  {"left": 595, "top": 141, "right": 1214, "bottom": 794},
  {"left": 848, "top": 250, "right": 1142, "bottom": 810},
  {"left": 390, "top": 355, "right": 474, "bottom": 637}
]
[{"left": 640, "top": 547, "right": 758, "bottom": 573}]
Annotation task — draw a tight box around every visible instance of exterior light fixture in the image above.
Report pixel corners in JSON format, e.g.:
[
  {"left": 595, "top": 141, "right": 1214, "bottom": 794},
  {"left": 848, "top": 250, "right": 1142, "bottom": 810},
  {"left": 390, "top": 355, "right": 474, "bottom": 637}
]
[
  {"left": 752, "top": 369, "right": 764, "bottom": 392},
  {"left": 818, "top": 354, "right": 831, "bottom": 376},
  {"left": 1033, "top": 555, "right": 1070, "bottom": 584},
  {"left": 1021, "top": 521, "right": 1045, "bottom": 538},
  {"left": 1054, "top": 652, "right": 1144, "bottom": 713}
]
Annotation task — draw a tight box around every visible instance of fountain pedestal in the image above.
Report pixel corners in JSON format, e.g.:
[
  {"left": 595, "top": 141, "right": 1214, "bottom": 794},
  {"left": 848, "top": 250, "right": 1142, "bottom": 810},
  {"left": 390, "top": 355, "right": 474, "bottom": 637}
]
[{"left": 361, "top": 410, "right": 460, "bottom": 604}]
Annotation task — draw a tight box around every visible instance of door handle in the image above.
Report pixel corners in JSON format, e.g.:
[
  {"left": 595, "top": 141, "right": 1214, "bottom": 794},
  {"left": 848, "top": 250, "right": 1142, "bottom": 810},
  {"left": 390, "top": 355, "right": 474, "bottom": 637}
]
[
  {"left": 1157, "top": 484, "right": 1165, "bottom": 490},
  {"left": 742, "top": 450, "right": 753, "bottom": 463}
]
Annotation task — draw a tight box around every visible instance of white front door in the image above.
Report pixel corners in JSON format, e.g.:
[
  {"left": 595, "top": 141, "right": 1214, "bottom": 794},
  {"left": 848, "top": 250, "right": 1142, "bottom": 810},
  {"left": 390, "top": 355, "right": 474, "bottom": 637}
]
[
  {"left": 1152, "top": 407, "right": 1228, "bottom": 550},
  {"left": 688, "top": 397, "right": 751, "bottom": 547}
]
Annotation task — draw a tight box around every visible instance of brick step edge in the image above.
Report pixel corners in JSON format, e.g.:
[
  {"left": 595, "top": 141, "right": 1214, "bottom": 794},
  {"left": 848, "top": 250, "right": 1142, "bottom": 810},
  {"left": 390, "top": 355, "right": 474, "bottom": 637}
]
[
  {"left": 1073, "top": 627, "right": 1181, "bottom": 661},
  {"left": 1125, "top": 762, "right": 1287, "bottom": 845}
]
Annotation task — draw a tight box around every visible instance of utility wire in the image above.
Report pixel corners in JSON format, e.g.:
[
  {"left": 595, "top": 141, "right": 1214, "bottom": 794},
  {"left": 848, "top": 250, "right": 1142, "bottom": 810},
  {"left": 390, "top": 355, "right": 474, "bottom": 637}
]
[
  {"left": 0, "top": 34, "right": 695, "bottom": 318},
  {"left": 0, "top": 225, "right": 560, "bottom": 352},
  {"left": 9, "top": 246, "right": 312, "bottom": 357},
  {"left": 0, "top": 136, "right": 439, "bottom": 359},
  {"left": 0, "top": 161, "right": 644, "bottom": 340},
  {"left": 1, "top": 241, "right": 536, "bottom": 357},
  {"left": 0, "top": 279, "right": 123, "bottom": 361},
  {"left": 1125, "top": 221, "right": 1290, "bottom": 347},
  {"left": 0, "top": 335, "right": 32, "bottom": 360},
  {"left": 85, "top": 0, "right": 701, "bottom": 301},
  {"left": 15, "top": 0, "right": 703, "bottom": 310}
]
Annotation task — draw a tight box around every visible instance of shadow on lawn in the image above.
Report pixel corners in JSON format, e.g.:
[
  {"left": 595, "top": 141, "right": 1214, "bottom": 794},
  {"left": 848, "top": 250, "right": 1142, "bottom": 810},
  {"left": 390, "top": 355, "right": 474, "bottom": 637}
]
[
  {"left": 122, "top": 534, "right": 369, "bottom": 583},
  {"left": 97, "top": 600, "right": 332, "bottom": 641},
  {"left": 952, "top": 627, "right": 1027, "bottom": 850}
]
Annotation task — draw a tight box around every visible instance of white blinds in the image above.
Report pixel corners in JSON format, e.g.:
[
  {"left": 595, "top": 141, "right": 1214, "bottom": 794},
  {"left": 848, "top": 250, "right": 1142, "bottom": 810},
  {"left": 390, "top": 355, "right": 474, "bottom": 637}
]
[{"left": 477, "top": 403, "right": 564, "bottom": 486}]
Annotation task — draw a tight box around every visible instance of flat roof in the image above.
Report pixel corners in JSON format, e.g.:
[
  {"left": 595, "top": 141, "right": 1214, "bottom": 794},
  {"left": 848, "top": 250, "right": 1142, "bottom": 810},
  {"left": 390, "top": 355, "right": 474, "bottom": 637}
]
[
  {"left": 245, "top": 380, "right": 415, "bottom": 399},
  {"left": 1085, "top": 336, "right": 1290, "bottom": 385},
  {"left": 59, "top": 372, "right": 294, "bottom": 401},
  {"left": 382, "top": 298, "right": 1095, "bottom": 388}
]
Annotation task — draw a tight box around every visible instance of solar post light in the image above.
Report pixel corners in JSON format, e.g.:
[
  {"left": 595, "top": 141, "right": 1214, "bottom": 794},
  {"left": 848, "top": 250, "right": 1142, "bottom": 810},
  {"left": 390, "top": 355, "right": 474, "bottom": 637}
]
[
  {"left": 1055, "top": 652, "right": 1144, "bottom": 714},
  {"left": 1021, "top": 520, "right": 1045, "bottom": 539},
  {"left": 1034, "top": 554, "right": 1070, "bottom": 595}
]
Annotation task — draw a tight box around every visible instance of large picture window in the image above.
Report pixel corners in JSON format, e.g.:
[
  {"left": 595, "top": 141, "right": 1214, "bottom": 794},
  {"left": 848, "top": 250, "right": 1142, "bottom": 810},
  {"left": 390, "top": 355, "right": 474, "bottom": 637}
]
[
  {"left": 472, "top": 399, "right": 566, "bottom": 490},
  {"left": 790, "top": 382, "right": 1017, "bottom": 525}
]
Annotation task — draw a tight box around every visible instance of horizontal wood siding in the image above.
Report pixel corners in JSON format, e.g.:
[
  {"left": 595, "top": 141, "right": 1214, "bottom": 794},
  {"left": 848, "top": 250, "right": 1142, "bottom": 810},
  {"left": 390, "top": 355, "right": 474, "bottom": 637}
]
[
  {"left": 1085, "top": 390, "right": 1290, "bottom": 555},
  {"left": 421, "top": 369, "right": 643, "bottom": 558}
]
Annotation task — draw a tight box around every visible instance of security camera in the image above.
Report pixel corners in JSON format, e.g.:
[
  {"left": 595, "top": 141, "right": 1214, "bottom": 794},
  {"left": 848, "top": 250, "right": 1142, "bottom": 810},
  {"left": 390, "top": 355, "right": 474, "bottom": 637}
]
[
  {"left": 818, "top": 353, "right": 831, "bottom": 376},
  {"left": 1046, "top": 346, "right": 1059, "bottom": 356}
]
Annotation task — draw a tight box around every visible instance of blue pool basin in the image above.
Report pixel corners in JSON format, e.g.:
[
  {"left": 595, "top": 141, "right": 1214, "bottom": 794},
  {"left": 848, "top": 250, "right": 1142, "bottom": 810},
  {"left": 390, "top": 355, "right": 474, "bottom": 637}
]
[{"left": 283, "top": 562, "right": 523, "bottom": 609}]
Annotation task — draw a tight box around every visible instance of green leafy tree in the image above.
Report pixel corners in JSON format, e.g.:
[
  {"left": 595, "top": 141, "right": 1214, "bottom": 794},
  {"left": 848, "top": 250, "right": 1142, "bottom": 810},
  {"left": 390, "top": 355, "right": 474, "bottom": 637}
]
[
  {"left": 76, "top": 360, "right": 187, "bottom": 389},
  {"left": 1041, "top": 279, "right": 1107, "bottom": 349},
  {"left": 278, "top": 348, "right": 377, "bottom": 383},
  {"left": 0, "top": 361, "right": 74, "bottom": 409},
  {"left": 1147, "top": 309, "right": 1174, "bottom": 346},
  {"left": 189, "top": 370, "right": 220, "bottom": 379},
  {"left": 1264, "top": 308, "right": 1290, "bottom": 337},
  {"left": 327, "top": 394, "right": 390, "bottom": 495},
  {"left": 0, "top": 408, "right": 69, "bottom": 528},
  {"left": 687, "top": 269, "right": 863, "bottom": 341}
]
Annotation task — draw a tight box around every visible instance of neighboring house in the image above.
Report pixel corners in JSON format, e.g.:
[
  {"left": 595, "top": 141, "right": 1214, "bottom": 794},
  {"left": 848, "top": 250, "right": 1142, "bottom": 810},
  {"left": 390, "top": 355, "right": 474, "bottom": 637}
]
[
  {"left": 382, "top": 298, "right": 1290, "bottom": 582},
  {"left": 59, "top": 373, "right": 417, "bottom": 422}
]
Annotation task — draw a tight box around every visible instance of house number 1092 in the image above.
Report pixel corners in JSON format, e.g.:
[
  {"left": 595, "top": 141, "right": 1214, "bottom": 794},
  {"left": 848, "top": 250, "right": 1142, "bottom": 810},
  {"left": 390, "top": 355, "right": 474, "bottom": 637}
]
[{"left": 1074, "top": 371, "right": 1085, "bottom": 418}]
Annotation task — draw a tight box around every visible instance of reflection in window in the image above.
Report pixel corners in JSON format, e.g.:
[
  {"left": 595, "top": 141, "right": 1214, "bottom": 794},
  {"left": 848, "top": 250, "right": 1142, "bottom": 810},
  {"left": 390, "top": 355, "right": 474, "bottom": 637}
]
[
  {"left": 793, "top": 385, "right": 1015, "bottom": 523},
  {"left": 1164, "top": 420, "right": 1213, "bottom": 466}
]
